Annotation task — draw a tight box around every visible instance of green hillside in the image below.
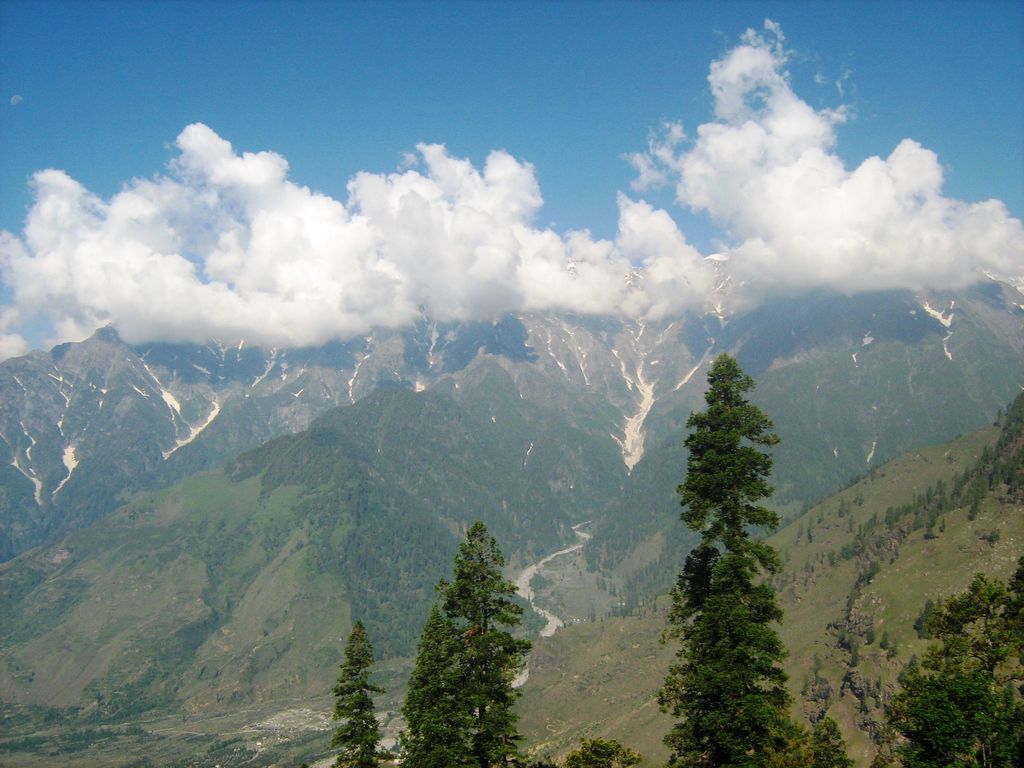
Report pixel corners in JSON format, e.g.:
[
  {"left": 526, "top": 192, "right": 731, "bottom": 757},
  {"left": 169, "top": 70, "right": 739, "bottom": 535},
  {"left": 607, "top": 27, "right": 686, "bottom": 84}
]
[
  {"left": 518, "top": 392, "right": 1023, "bottom": 766},
  {"left": 772, "top": 394, "right": 1023, "bottom": 764},
  {"left": 0, "top": 384, "right": 621, "bottom": 764},
  {"left": 586, "top": 286, "right": 1024, "bottom": 609}
]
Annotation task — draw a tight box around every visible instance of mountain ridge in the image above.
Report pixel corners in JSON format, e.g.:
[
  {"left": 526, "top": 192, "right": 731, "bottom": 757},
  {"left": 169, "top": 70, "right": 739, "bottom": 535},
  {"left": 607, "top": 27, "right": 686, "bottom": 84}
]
[{"left": 3, "top": 282, "right": 1021, "bottom": 565}]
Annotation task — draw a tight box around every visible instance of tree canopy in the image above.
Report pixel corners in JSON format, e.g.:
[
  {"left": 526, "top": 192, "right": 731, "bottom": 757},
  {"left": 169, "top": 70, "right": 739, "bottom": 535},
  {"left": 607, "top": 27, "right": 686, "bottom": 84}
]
[
  {"left": 401, "top": 603, "right": 474, "bottom": 768},
  {"left": 891, "top": 560, "right": 1024, "bottom": 768},
  {"left": 403, "top": 521, "right": 531, "bottom": 768},
  {"left": 661, "top": 353, "right": 794, "bottom": 768},
  {"left": 677, "top": 353, "right": 781, "bottom": 572},
  {"left": 331, "top": 620, "right": 386, "bottom": 768},
  {"left": 563, "top": 737, "right": 642, "bottom": 768}
]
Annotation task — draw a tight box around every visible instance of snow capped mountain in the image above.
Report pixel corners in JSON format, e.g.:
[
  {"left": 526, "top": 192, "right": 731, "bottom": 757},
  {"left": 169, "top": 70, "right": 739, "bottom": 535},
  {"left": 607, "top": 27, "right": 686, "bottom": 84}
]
[{"left": 1, "top": 280, "right": 1022, "bottom": 562}]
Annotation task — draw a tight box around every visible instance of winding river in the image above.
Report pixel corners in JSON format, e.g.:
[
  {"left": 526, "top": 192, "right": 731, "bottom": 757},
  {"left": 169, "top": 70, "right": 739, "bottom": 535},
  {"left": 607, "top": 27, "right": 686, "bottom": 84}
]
[{"left": 512, "top": 522, "right": 592, "bottom": 687}]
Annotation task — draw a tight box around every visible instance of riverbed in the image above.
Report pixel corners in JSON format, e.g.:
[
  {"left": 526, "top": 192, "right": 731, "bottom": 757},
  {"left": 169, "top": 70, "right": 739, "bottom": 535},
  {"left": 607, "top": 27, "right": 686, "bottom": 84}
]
[{"left": 512, "top": 522, "right": 592, "bottom": 686}]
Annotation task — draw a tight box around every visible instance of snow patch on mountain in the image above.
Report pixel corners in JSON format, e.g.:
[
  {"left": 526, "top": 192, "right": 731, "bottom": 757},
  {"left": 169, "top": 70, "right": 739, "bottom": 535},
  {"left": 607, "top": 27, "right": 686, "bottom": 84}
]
[
  {"left": 426, "top": 323, "right": 441, "bottom": 370},
  {"left": 12, "top": 457, "right": 42, "bottom": 504},
  {"left": 62, "top": 444, "right": 78, "bottom": 475},
  {"left": 523, "top": 441, "right": 534, "bottom": 469},
  {"left": 920, "top": 299, "right": 957, "bottom": 360},
  {"left": 613, "top": 324, "right": 657, "bottom": 471},
  {"left": 541, "top": 327, "right": 570, "bottom": 378},
  {"left": 348, "top": 344, "right": 372, "bottom": 403},
  {"left": 560, "top": 323, "right": 590, "bottom": 386},
  {"left": 610, "top": 348, "right": 632, "bottom": 392},
  {"left": 251, "top": 350, "right": 277, "bottom": 389},
  {"left": 19, "top": 422, "right": 35, "bottom": 461},
  {"left": 52, "top": 445, "right": 79, "bottom": 499},
  {"left": 618, "top": 367, "right": 654, "bottom": 471},
  {"left": 10, "top": 425, "right": 42, "bottom": 504},
  {"left": 674, "top": 352, "right": 709, "bottom": 392},
  {"left": 48, "top": 371, "right": 72, "bottom": 408},
  {"left": 142, "top": 363, "right": 183, "bottom": 418},
  {"left": 163, "top": 400, "right": 221, "bottom": 459},
  {"left": 921, "top": 300, "right": 955, "bottom": 329}
]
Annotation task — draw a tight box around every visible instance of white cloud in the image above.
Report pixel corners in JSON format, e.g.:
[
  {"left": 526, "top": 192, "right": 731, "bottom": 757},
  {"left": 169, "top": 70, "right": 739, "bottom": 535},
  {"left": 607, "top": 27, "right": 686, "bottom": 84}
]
[
  {"left": 1, "top": 20, "right": 1020, "bottom": 361},
  {"left": 0, "top": 306, "right": 28, "bottom": 359},
  {"left": 626, "top": 122, "right": 686, "bottom": 192},
  {"left": 634, "top": 19, "right": 1024, "bottom": 306},
  {"left": 614, "top": 194, "right": 714, "bottom": 318},
  {"left": 0, "top": 124, "right": 715, "bottom": 356}
]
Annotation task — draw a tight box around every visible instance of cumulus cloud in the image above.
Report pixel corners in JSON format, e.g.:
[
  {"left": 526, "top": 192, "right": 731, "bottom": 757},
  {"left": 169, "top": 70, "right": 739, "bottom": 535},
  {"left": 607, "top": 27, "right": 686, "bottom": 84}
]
[
  {"left": 0, "top": 306, "right": 28, "bottom": 360},
  {"left": 626, "top": 122, "right": 686, "bottom": 192},
  {"left": 1, "top": 20, "right": 1020, "bottom": 360},
  {"left": 0, "top": 124, "right": 714, "bottom": 355},
  {"left": 635, "top": 20, "right": 1024, "bottom": 306}
]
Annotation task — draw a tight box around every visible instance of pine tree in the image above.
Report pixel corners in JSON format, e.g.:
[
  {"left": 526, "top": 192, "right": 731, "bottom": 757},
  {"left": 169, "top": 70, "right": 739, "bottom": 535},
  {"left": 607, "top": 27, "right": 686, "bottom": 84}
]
[
  {"left": 401, "top": 603, "right": 473, "bottom": 768},
  {"left": 660, "top": 354, "right": 793, "bottom": 768},
  {"left": 890, "top": 560, "right": 1024, "bottom": 768},
  {"left": 810, "top": 717, "right": 853, "bottom": 768},
  {"left": 563, "top": 737, "right": 642, "bottom": 768},
  {"left": 759, "top": 717, "right": 853, "bottom": 768},
  {"left": 439, "top": 520, "right": 532, "bottom": 768},
  {"left": 332, "top": 620, "right": 386, "bottom": 768}
]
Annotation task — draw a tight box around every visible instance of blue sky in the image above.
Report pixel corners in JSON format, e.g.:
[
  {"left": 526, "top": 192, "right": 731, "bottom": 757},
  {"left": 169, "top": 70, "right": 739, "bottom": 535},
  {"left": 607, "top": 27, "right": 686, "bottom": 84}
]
[
  {"left": 3, "top": 0, "right": 1021, "bottom": 236},
  {"left": 0, "top": 0, "right": 1022, "bottom": 356}
]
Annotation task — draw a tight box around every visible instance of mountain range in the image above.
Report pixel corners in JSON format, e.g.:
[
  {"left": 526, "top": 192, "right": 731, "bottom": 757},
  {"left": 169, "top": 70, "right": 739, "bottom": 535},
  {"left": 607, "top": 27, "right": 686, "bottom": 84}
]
[
  {"left": 4, "top": 281, "right": 1021, "bottom": 558},
  {"left": 1, "top": 279, "right": 1022, "bottom": 765}
]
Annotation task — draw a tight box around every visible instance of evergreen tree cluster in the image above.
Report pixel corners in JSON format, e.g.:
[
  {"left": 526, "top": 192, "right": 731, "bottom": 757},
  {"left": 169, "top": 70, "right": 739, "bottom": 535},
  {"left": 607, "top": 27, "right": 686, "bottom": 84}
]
[
  {"left": 563, "top": 738, "right": 642, "bottom": 768},
  {"left": 890, "top": 561, "right": 1024, "bottom": 768},
  {"left": 332, "top": 520, "right": 531, "bottom": 768},
  {"left": 403, "top": 520, "right": 531, "bottom": 767}
]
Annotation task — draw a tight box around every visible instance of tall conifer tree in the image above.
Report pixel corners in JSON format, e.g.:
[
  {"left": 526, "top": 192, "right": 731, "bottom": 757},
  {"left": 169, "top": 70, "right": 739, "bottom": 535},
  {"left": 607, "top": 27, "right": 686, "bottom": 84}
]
[
  {"left": 401, "top": 603, "right": 473, "bottom": 768},
  {"left": 660, "top": 354, "right": 792, "bottom": 768},
  {"left": 440, "top": 521, "right": 532, "bottom": 768},
  {"left": 401, "top": 521, "right": 531, "bottom": 767},
  {"left": 332, "top": 620, "right": 386, "bottom": 768}
]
